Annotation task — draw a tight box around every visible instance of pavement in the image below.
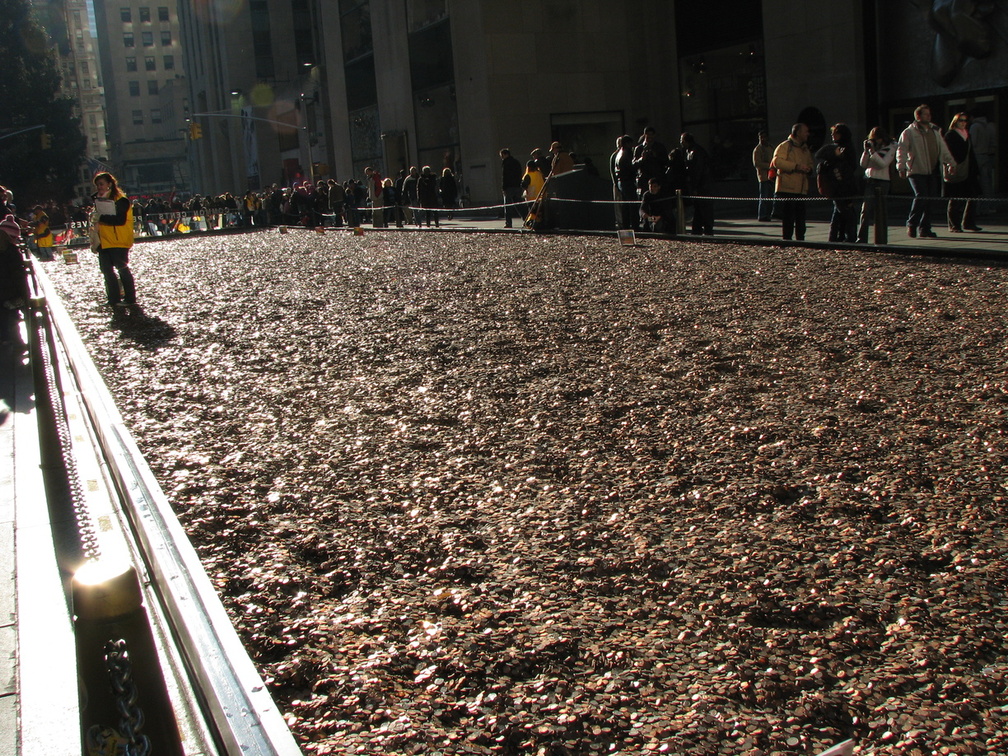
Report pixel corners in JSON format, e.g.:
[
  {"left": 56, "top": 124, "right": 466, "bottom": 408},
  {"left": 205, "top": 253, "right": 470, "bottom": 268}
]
[
  {"left": 268, "top": 201, "right": 1008, "bottom": 261},
  {"left": 1, "top": 316, "right": 81, "bottom": 755}
]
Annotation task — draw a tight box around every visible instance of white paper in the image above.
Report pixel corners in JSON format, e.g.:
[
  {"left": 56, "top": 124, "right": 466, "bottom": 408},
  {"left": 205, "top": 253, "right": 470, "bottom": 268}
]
[{"left": 94, "top": 198, "right": 117, "bottom": 215}]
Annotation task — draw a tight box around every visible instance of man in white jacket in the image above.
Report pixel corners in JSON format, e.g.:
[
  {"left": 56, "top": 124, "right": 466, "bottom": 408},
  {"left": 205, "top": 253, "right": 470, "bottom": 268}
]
[{"left": 896, "top": 104, "right": 955, "bottom": 239}]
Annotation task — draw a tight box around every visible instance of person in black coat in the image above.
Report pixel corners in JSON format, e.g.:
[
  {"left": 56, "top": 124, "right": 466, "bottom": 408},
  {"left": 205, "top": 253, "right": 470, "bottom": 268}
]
[
  {"left": 681, "top": 132, "right": 714, "bottom": 235},
  {"left": 639, "top": 177, "right": 676, "bottom": 236},
  {"left": 439, "top": 168, "right": 458, "bottom": 218},
  {"left": 814, "top": 123, "right": 860, "bottom": 243},
  {"left": 417, "top": 166, "right": 440, "bottom": 227},
  {"left": 943, "top": 112, "right": 982, "bottom": 232},
  {"left": 500, "top": 149, "right": 524, "bottom": 228}
]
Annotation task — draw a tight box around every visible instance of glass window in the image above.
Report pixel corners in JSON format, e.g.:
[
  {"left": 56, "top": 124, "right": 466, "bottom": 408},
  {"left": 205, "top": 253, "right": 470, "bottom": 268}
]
[
  {"left": 151, "top": 108, "right": 162, "bottom": 124},
  {"left": 125, "top": 56, "right": 137, "bottom": 71},
  {"left": 163, "top": 55, "right": 174, "bottom": 70},
  {"left": 139, "top": 7, "right": 150, "bottom": 22},
  {"left": 147, "top": 80, "right": 158, "bottom": 95},
  {"left": 145, "top": 56, "right": 155, "bottom": 71},
  {"left": 128, "top": 80, "right": 140, "bottom": 96},
  {"left": 81, "top": 61, "right": 89, "bottom": 74},
  {"left": 344, "top": 56, "right": 377, "bottom": 111},
  {"left": 408, "top": 19, "right": 453, "bottom": 90},
  {"left": 406, "top": 0, "right": 447, "bottom": 33},
  {"left": 83, "top": 79, "right": 92, "bottom": 90},
  {"left": 123, "top": 32, "right": 134, "bottom": 47},
  {"left": 132, "top": 109, "right": 143, "bottom": 125},
  {"left": 120, "top": 7, "right": 131, "bottom": 22},
  {"left": 142, "top": 31, "right": 153, "bottom": 46},
  {"left": 160, "top": 30, "right": 171, "bottom": 45},
  {"left": 158, "top": 6, "right": 169, "bottom": 21},
  {"left": 341, "top": 2, "right": 372, "bottom": 62}
]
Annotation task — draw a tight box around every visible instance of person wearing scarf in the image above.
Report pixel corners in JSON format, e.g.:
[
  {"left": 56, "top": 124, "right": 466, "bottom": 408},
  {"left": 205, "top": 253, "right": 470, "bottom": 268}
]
[{"left": 943, "top": 112, "right": 982, "bottom": 233}]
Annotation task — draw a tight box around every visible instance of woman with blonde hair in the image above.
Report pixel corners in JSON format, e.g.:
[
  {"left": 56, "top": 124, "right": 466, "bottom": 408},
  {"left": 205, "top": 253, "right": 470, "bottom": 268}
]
[
  {"left": 92, "top": 172, "right": 138, "bottom": 307},
  {"left": 943, "top": 112, "right": 982, "bottom": 233}
]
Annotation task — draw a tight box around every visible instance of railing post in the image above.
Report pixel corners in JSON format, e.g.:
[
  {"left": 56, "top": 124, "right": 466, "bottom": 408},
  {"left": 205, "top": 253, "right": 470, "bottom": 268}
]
[
  {"left": 873, "top": 186, "right": 887, "bottom": 245},
  {"left": 676, "top": 190, "right": 686, "bottom": 237},
  {"left": 74, "top": 560, "right": 185, "bottom": 755}
]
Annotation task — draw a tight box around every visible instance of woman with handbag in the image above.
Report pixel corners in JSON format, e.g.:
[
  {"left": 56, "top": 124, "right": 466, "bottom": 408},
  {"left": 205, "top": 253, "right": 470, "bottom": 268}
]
[{"left": 943, "top": 113, "right": 982, "bottom": 233}]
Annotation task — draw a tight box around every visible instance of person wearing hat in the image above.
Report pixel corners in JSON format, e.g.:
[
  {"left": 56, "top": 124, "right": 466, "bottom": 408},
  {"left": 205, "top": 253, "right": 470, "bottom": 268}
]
[
  {"left": 92, "top": 172, "right": 138, "bottom": 308},
  {"left": 549, "top": 141, "right": 575, "bottom": 176},
  {"left": 530, "top": 148, "right": 552, "bottom": 178}
]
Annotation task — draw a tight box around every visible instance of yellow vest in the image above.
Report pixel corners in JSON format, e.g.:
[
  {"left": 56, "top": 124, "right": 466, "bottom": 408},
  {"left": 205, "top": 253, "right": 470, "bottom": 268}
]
[
  {"left": 97, "top": 197, "right": 134, "bottom": 249},
  {"left": 523, "top": 169, "right": 545, "bottom": 200}
]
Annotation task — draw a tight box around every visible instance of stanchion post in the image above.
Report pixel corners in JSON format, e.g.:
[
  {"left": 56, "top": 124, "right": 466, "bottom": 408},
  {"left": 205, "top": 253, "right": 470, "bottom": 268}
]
[
  {"left": 676, "top": 190, "right": 686, "bottom": 237},
  {"left": 874, "top": 186, "right": 887, "bottom": 245},
  {"left": 73, "top": 560, "right": 185, "bottom": 756}
]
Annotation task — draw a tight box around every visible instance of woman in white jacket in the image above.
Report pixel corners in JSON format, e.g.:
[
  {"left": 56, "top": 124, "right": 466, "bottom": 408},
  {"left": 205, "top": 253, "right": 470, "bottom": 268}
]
[{"left": 857, "top": 127, "right": 896, "bottom": 244}]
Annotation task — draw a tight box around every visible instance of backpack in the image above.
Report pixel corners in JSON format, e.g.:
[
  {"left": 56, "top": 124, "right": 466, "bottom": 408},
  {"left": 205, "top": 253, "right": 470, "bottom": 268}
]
[{"left": 816, "top": 158, "right": 842, "bottom": 198}]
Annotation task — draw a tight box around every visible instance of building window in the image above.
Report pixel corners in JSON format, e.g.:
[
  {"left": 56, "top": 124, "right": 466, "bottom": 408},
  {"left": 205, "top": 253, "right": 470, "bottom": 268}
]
[
  {"left": 340, "top": 0, "right": 373, "bottom": 62},
  {"left": 81, "top": 61, "right": 89, "bottom": 74},
  {"left": 158, "top": 6, "right": 169, "bottom": 21},
  {"left": 120, "top": 7, "right": 131, "bottom": 22},
  {"left": 123, "top": 32, "right": 134, "bottom": 47},
  {"left": 163, "top": 55, "right": 174, "bottom": 70},
  {"left": 250, "top": 0, "right": 274, "bottom": 78},
  {"left": 132, "top": 109, "right": 143, "bottom": 125},
  {"left": 151, "top": 108, "right": 162, "bottom": 124},
  {"left": 145, "top": 56, "right": 156, "bottom": 71},
  {"left": 125, "top": 56, "right": 137, "bottom": 71},
  {"left": 83, "top": 79, "right": 92, "bottom": 90},
  {"left": 147, "top": 80, "right": 159, "bottom": 95},
  {"left": 160, "top": 30, "right": 172, "bottom": 45},
  {"left": 142, "top": 31, "right": 153, "bottom": 46},
  {"left": 139, "top": 7, "right": 150, "bottom": 22},
  {"left": 129, "top": 80, "right": 140, "bottom": 96}
]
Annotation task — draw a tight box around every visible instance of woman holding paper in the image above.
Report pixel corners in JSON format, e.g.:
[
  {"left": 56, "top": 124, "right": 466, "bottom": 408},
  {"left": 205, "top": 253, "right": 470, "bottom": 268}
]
[{"left": 92, "top": 172, "right": 137, "bottom": 307}]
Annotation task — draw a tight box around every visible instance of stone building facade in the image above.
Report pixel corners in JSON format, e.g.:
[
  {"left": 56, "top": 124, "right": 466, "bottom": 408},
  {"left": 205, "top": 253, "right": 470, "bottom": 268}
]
[{"left": 180, "top": 0, "right": 1005, "bottom": 206}]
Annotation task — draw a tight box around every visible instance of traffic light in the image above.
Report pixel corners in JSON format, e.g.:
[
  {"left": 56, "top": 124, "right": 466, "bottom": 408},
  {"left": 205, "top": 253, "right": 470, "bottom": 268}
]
[
  {"left": 40, "top": 132, "right": 52, "bottom": 149},
  {"left": 189, "top": 122, "right": 202, "bottom": 140}
]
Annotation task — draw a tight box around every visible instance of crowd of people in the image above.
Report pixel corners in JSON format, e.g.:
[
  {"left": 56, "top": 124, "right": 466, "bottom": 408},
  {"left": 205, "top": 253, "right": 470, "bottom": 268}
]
[
  {"left": 500, "top": 108, "right": 993, "bottom": 242},
  {"left": 206, "top": 165, "right": 466, "bottom": 232},
  {"left": 754, "top": 104, "right": 990, "bottom": 243}
]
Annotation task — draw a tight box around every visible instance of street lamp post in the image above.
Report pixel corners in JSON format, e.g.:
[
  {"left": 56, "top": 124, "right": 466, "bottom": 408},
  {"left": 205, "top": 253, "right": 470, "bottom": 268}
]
[{"left": 300, "top": 91, "right": 314, "bottom": 184}]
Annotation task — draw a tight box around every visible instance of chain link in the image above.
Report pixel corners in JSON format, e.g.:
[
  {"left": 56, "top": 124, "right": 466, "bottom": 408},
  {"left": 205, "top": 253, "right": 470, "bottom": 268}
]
[
  {"left": 33, "top": 303, "right": 103, "bottom": 560},
  {"left": 103, "top": 639, "right": 152, "bottom": 756}
]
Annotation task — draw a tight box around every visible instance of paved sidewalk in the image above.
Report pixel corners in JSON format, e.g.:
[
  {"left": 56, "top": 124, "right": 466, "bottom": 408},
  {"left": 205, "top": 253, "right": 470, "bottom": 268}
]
[
  {"left": 301, "top": 205, "right": 1008, "bottom": 259},
  {"left": 1, "top": 319, "right": 80, "bottom": 755}
]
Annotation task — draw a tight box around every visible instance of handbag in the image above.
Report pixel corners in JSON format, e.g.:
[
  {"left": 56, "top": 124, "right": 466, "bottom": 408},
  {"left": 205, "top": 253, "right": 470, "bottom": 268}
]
[{"left": 944, "top": 140, "right": 970, "bottom": 184}]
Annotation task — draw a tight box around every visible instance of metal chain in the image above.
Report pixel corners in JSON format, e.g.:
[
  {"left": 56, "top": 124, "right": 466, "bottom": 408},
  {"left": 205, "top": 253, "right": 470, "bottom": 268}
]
[
  {"left": 104, "top": 639, "right": 152, "bottom": 756},
  {"left": 33, "top": 302, "right": 103, "bottom": 560}
]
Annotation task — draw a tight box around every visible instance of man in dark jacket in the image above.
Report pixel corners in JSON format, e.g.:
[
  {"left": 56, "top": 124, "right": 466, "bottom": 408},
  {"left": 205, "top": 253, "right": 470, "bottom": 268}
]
[
  {"left": 681, "top": 132, "right": 714, "bottom": 235},
  {"left": 500, "top": 148, "right": 524, "bottom": 228}
]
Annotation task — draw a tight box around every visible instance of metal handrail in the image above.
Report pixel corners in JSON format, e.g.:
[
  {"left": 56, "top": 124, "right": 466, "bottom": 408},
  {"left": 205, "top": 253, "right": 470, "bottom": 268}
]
[{"left": 31, "top": 259, "right": 302, "bottom": 755}]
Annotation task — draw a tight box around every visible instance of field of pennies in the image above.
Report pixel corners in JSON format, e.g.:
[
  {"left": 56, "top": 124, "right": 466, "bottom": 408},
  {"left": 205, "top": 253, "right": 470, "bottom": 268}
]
[{"left": 45, "top": 228, "right": 1007, "bottom": 755}]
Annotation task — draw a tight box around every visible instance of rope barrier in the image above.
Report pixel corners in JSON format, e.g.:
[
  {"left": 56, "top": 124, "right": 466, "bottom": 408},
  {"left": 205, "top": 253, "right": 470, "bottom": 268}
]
[{"left": 44, "top": 190, "right": 1003, "bottom": 244}]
